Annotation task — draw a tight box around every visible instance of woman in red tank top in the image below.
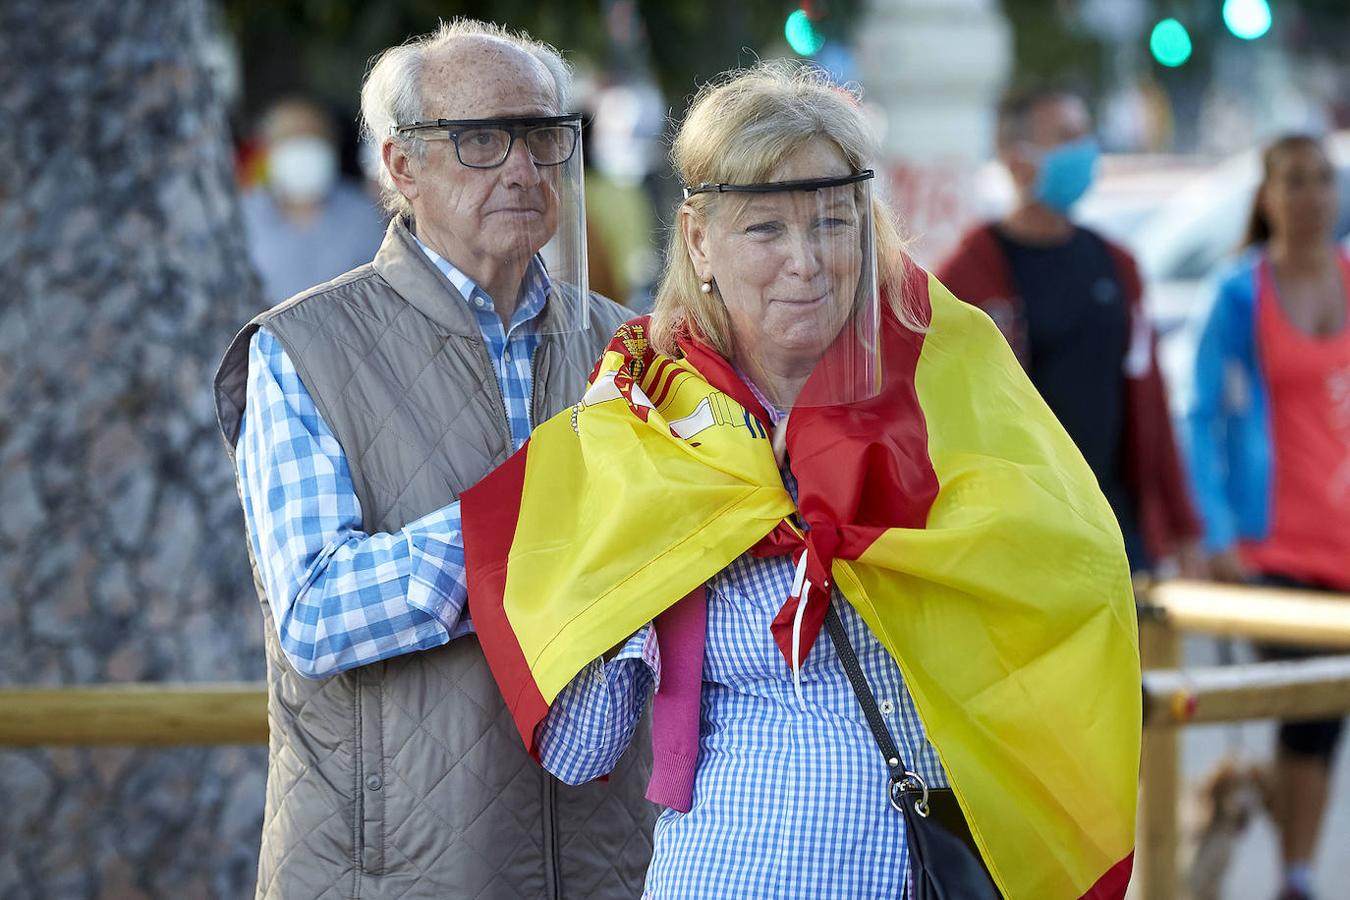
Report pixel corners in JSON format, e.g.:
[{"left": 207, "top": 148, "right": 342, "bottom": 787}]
[{"left": 1208, "top": 135, "right": 1349, "bottom": 900}]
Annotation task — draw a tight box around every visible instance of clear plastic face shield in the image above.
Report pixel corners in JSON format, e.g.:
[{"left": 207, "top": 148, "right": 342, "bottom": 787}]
[
  {"left": 687, "top": 169, "right": 880, "bottom": 409},
  {"left": 393, "top": 114, "right": 589, "bottom": 333}
]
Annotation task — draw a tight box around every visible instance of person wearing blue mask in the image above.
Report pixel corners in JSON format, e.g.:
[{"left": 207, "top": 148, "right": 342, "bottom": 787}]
[{"left": 937, "top": 85, "right": 1204, "bottom": 581}]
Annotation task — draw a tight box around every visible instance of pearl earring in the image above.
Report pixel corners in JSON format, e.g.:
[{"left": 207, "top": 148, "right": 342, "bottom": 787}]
[{"left": 700, "top": 280, "right": 712, "bottom": 294}]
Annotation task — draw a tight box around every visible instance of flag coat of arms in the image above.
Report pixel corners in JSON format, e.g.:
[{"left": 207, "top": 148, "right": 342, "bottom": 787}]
[{"left": 463, "top": 267, "right": 1141, "bottom": 899}]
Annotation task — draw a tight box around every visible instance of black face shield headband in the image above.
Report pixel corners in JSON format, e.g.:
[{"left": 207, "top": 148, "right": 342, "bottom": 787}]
[{"left": 681, "top": 169, "right": 874, "bottom": 200}]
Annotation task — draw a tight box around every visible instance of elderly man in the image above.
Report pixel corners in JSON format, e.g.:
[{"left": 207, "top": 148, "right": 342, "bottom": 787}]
[{"left": 213, "top": 20, "right": 653, "bottom": 899}]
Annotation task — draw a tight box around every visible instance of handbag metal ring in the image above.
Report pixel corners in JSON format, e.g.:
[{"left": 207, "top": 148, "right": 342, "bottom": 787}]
[{"left": 888, "top": 770, "right": 930, "bottom": 817}]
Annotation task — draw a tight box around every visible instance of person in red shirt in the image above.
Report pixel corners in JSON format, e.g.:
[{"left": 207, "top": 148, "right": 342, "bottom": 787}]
[
  {"left": 936, "top": 86, "right": 1202, "bottom": 578},
  {"left": 1186, "top": 134, "right": 1350, "bottom": 900}
]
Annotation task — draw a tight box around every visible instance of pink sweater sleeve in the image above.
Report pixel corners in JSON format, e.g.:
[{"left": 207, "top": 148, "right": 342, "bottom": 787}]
[{"left": 645, "top": 586, "right": 707, "bottom": 812}]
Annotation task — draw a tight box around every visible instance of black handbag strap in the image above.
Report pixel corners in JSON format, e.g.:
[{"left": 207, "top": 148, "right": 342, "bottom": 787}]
[
  {"left": 823, "top": 602, "right": 902, "bottom": 768},
  {"left": 822, "top": 601, "right": 930, "bottom": 816},
  {"left": 825, "top": 605, "right": 1002, "bottom": 897}
]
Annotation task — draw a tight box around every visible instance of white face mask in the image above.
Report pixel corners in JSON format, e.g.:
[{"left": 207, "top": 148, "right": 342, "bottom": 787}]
[{"left": 267, "top": 136, "right": 338, "bottom": 204}]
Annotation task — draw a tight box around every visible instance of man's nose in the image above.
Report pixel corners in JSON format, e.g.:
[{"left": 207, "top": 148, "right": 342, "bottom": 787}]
[{"left": 500, "top": 135, "right": 542, "bottom": 187}]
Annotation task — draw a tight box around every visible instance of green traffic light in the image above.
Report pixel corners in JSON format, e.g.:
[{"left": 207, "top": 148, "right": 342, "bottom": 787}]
[
  {"left": 785, "top": 9, "right": 825, "bottom": 56},
  {"left": 1223, "top": 0, "right": 1272, "bottom": 40},
  {"left": 1149, "top": 18, "right": 1193, "bottom": 68}
]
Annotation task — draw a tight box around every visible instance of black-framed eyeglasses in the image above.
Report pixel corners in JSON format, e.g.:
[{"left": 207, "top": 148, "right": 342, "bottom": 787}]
[
  {"left": 682, "top": 169, "right": 875, "bottom": 199},
  {"left": 391, "top": 114, "right": 581, "bottom": 169}
]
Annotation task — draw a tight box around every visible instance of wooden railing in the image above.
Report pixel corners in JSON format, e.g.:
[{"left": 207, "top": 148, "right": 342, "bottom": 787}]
[
  {"left": 1134, "top": 579, "right": 1350, "bottom": 900},
  {"left": 1146, "top": 578, "right": 1350, "bottom": 649},
  {"left": 3, "top": 579, "right": 1349, "bottom": 899},
  {"left": 0, "top": 682, "right": 267, "bottom": 746}
]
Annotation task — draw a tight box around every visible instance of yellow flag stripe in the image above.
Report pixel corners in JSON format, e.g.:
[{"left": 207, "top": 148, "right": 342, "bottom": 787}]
[{"left": 837, "top": 276, "right": 1138, "bottom": 897}]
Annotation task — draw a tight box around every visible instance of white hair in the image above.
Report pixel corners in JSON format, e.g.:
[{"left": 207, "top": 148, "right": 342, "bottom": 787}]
[{"left": 359, "top": 18, "right": 572, "bottom": 217}]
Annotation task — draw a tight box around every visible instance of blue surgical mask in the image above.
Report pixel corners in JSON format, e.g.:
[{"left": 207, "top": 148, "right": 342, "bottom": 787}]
[{"left": 1031, "top": 137, "right": 1099, "bottom": 213}]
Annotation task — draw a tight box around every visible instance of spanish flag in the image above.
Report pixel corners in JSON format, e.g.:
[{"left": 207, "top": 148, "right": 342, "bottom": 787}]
[{"left": 462, "top": 265, "right": 1140, "bottom": 899}]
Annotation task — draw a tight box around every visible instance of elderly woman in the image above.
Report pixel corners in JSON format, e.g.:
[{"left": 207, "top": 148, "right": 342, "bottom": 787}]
[{"left": 461, "top": 64, "right": 1141, "bottom": 900}]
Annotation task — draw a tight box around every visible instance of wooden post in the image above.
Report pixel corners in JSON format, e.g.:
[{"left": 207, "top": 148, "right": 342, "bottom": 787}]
[
  {"left": 1136, "top": 612, "right": 1182, "bottom": 900},
  {"left": 0, "top": 682, "right": 268, "bottom": 746}
]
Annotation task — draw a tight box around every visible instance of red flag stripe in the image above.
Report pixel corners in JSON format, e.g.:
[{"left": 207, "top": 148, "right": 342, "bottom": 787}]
[
  {"left": 461, "top": 439, "right": 550, "bottom": 756},
  {"left": 1077, "top": 851, "right": 1133, "bottom": 900}
]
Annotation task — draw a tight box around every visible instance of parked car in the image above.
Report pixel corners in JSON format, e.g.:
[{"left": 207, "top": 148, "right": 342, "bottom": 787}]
[{"left": 1076, "top": 153, "right": 1213, "bottom": 244}]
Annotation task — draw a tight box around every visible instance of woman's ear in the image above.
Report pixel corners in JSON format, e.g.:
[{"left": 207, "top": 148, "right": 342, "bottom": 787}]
[{"left": 680, "top": 204, "right": 713, "bottom": 282}]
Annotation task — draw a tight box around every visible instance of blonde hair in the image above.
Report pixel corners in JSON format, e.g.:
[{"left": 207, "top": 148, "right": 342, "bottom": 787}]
[
  {"left": 359, "top": 18, "right": 571, "bottom": 218},
  {"left": 651, "top": 61, "right": 919, "bottom": 357}
]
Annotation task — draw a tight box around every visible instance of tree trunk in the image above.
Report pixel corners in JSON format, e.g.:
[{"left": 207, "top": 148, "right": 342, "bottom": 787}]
[{"left": 0, "top": 1, "right": 266, "bottom": 896}]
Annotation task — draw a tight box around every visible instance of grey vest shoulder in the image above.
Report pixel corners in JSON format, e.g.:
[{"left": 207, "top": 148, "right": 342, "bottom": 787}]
[{"left": 213, "top": 219, "right": 649, "bottom": 900}]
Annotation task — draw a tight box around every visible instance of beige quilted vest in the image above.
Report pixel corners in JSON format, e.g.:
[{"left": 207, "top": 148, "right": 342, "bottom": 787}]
[{"left": 215, "top": 219, "right": 654, "bottom": 899}]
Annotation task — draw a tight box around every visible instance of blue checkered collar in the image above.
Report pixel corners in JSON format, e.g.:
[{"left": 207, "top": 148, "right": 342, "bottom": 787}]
[{"left": 411, "top": 234, "right": 550, "bottom": 333}]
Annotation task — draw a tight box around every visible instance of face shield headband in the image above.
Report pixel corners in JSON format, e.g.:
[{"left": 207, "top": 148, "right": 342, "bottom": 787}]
[{"left": 682, "top": 169, "right": 875, "bottom": 199}]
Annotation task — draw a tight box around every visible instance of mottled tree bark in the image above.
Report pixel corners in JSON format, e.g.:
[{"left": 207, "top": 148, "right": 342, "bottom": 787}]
[{"left": 0, "top": 1, "right": 266, "bottom": 896}]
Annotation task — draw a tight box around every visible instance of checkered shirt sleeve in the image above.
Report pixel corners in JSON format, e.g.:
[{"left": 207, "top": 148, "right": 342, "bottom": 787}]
[
  {"left": 234, "top": 237, "right": 554, "bottom": 679},
  {"left": 536, "top": 626, "right": 659, "bottom": 782},
  {"left": 235, "top": 328, "right": 470, "bottom": 678}
]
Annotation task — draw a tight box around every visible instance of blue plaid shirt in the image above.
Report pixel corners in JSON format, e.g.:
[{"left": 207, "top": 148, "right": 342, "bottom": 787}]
[
  {"left": 235, "top": 241, "right": 547, "bottom": 678},
  {"left": 538, "top": 473, "right": 950, "bottom": 899}
]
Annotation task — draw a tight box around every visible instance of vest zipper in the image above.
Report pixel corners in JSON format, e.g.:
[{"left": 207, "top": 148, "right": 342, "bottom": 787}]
[
  {"left": 471, "top": 336, "right": 515, "bottom": 452},
  {"left": 352, "top": 666, "right": 364, "bottom": 899},
  {"left": 530, "top": 339, "right": 548, "bottom": 431},
  {"left": 543, "top": 773, "right": 562, "bottom": 899}
]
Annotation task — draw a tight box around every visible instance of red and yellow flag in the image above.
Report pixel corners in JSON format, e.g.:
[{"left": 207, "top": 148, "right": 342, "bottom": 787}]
[{"left": 463, "top": 268, "right": 1140, "bottom": 899}]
